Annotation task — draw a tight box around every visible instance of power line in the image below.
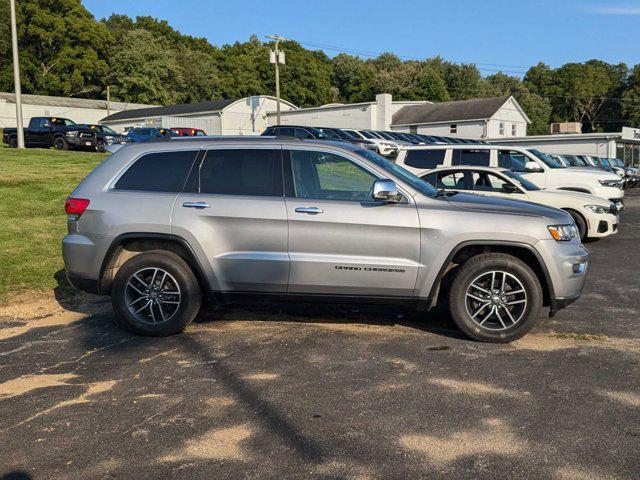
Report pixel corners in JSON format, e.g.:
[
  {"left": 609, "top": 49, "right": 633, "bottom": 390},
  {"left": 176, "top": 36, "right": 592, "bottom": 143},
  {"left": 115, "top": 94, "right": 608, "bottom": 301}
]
[{"left": 292, "top": 39, "right": 530, "bottom": 75}]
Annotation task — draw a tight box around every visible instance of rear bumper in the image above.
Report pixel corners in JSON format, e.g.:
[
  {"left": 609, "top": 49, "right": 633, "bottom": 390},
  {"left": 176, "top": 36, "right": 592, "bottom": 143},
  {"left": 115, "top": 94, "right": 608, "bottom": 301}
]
[{"left": 66, "top": 272, "right": 101, "bottom": 294}]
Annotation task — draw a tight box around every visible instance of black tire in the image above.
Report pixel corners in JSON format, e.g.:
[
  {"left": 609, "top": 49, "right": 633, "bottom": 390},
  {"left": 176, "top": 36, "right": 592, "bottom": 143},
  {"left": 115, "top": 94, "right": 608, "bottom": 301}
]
[
  {"left": 111, "top": 250, "right": 202, "bottom": 336},
  {"left": 8, "top": 135, "right": 18, "bottom": 148},
  {"left": 53, "top": 136, "right": 69, "bottom": 151},
  {"left": 448, "top": 253, "right": 543, "bottom": 343},
  {"left": 565, "top": 209, "right": 587, "bottom": 240}
]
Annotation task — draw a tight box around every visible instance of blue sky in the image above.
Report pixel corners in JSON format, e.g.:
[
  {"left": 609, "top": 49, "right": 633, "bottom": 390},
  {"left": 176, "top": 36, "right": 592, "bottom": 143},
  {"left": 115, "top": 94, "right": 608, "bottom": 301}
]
[{"left": 83, "top": 0, "right": 640, "bottom": 75}]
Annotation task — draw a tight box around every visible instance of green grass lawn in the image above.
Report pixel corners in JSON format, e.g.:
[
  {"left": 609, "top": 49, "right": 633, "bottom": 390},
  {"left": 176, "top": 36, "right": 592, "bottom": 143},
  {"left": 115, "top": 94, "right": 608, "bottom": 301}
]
[{"left": 0, "top": 147, "right": 107, "bottom": 302}]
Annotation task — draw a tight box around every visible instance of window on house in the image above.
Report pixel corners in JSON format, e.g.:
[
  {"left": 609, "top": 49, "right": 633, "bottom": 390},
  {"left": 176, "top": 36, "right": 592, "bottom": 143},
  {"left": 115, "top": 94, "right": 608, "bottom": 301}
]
[
  {"left": 499, "top": 122, "right": 505, "bottom": 135},
  {"left": 449, "top": 124, "right": 457, "bottom": 134},
  {"left": 512, "top": 124, "right": 517, "bottom": 136},
  {"left": 409, "top": 125, "right": 418, "bottom": 134}
]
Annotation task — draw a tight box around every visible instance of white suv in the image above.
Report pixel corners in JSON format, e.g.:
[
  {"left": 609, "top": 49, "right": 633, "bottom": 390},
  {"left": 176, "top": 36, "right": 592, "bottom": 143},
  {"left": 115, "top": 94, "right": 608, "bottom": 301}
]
[{"left": 396, "top": 144, "right": 625, "bottom": 208}]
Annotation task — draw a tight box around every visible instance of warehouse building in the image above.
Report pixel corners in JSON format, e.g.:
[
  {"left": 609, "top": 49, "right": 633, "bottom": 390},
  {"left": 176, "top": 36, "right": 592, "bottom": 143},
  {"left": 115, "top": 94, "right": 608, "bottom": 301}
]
[
  {"left": 487, "top": 127, "right": 640, "bottom": 167},
  {"left": 391, "top": 96, "right": 530, "bottom": 138},
  {"left": 101, "top": 96, "right": 297, "bottom": 134},
  {"left": 0, "top": 92, "right": 154, "bottom": 128},
  {"left": 266, "top": 94, "right": 429, "bottom": 131}
]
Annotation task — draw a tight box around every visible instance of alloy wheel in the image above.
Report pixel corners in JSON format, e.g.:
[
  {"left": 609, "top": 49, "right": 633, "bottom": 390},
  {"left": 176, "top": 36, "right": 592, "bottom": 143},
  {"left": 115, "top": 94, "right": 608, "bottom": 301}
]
[
  {"left": 464, "top": 270, "right": 527, "bottom": 331},
  {"left": 125, "top": 267, "right": 181, "bottom": 325}
]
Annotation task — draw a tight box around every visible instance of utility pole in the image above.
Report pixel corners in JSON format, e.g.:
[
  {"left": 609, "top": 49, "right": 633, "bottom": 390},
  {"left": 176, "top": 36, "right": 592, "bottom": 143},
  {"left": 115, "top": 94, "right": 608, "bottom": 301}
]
[
  {"left": 10, "top": 0, "right": 24, "bottom": 148},
  {"left": 266, "top": 35, "right": 287, "bottom": 125}
]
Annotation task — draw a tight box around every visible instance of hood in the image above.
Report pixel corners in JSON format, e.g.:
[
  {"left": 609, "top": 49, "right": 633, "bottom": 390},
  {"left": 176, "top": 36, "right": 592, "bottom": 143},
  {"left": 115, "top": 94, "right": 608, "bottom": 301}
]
[
  {"left": 528, "top": 189, "right": 611, "bottom": 206},
  {"left": 444, "top": 192, "right": 571, "bottom": 222},
  {"left": 562, "top": 166, "right": 620, "bottom": 180}
]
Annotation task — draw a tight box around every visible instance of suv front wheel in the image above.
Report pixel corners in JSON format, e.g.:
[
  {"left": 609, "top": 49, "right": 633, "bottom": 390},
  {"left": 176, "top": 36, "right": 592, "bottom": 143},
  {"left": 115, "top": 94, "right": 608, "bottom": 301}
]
[
  {"left": 448, "top": 253, "right": 543, "bottom": 343},
  {"left": 111, "top": 250, "right": 202, "bottom": 336}
]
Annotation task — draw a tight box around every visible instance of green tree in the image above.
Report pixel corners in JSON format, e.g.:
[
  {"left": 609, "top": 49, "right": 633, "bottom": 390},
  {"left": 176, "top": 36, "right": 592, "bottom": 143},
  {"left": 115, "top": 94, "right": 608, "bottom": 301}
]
[
  {"left": 0, "top": 0, "right": 111, "bottom": 97},
  {"left": 622, "top": 65, "right": 640, "bottom": 127},
  {"left": 332, "top": 53, "right": 377, "bottom": 102},
  {"left": 108, "top": 29, "right": 184, "bottom": 105}
]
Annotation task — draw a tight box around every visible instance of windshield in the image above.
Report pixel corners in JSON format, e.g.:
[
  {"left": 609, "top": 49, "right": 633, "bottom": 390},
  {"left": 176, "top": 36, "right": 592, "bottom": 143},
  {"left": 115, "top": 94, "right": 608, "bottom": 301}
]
[
  {"left": 376, "top": 131, "right": 396, "bottom": 141},
  {"left": 95, "top": 125, "right": 117, "bottom": 134},
  {"left": 317, "top": 128, "right": 341, "bottom": 140},
  {"left": 608, "top": 158, "right": 624, "bottom": 167},
  {"left": 502, "top": 171, "right": 541, "bottom": 191},
  {"left": 529, "top": 149, "right": 564, "bottom": 168},
  {"left": 355, "top": 149, "right": 437, "bottom": 198},
  {"left": 359, "top": 131, "right": 376, "bottom": 139},
  {"left": 600, "top": 158, "right": 611, "bottom": 167}
]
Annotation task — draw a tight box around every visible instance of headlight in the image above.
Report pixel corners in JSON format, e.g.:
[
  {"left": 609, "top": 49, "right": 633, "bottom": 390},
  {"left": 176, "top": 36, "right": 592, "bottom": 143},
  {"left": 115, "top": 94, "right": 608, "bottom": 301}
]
[
  {"left": 548, "top": 224, "right": 578, "bottom": 241},
  {"left": 584, "top": 204, "right": 610, "bottom": 214},
  {"left": 598, "top": 179, "right": 622, "bottom": 187},
  {"left": 65, "top": 131, "right": 79, "bottom": 138}
]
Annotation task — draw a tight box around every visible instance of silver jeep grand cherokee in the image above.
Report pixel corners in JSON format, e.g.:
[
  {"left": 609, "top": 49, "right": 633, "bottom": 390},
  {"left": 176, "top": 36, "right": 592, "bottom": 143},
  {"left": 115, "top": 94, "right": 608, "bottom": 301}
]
[{"left": 62, "top": 137, "right": 588, "bottom": 343}]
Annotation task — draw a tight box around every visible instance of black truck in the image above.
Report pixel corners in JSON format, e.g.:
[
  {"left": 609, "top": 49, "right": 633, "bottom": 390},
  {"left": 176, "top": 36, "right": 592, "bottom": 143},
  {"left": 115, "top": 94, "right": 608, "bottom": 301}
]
[{"left": 2, "top": 117, "right": 97, "bottom": 151}]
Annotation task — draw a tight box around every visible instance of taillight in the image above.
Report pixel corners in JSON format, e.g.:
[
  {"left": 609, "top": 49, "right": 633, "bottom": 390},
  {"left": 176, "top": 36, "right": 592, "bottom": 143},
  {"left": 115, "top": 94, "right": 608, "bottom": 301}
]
[{"left": 65, "top": 198, "right": 90, "bottom": 220}]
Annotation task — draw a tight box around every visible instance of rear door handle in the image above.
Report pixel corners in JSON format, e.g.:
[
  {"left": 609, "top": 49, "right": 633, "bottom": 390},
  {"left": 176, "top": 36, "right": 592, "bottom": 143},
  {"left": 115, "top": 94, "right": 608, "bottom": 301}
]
[
  {"left": 295, "top": 206, "right": 324, "bottom": 214},
  {"left": 182, "top": 201, "right": 211, "bottom": 209}
]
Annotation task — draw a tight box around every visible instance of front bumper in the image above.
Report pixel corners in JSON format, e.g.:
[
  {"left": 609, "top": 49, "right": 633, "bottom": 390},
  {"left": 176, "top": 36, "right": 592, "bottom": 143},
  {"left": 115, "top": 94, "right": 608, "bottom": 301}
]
[
  {"left": 535, "top": 240, "right": 589, "bottom": 314},
  {"left": 586, "top": 212, "right": 619, "bottom": 238},
  {"left": 66, "top": 136, "right": 97, "bottom": 149}
]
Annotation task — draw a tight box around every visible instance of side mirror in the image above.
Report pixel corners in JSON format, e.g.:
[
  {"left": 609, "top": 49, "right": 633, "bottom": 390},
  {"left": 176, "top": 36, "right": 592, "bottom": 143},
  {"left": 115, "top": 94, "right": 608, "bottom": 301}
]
[
  {"left": 502, "top": 183, "right": 519, "bottom": 193},
  {"left": 525, "top": 161, "right": 542, "bottom": 172},
  {"left": 372, "top": 179, "right": 402, "bottom": 203}
]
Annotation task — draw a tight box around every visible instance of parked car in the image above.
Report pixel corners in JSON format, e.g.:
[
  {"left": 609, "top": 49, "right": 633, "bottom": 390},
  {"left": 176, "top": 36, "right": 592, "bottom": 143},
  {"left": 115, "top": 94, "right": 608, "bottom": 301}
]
[
  {"left": 337, "top": 129, "right": 401, "bottom": 157},
  {"left": 125, "top": 127, "right": 166, "bottom": 143},
  {"left": 262, "top": 125, "right": 377, "bottom": 150},
  {"left": 396, "top": 144, "right": 625, "bottom": 209},
  {"left": 171, "top": 127, "right": 207, "bottom": 136},
  {"left": 63, "top": 137, "right": 588, "bottom": 343},
  {"left": 421, "top": 166, "right": 619, "bottom": 240},
  {"left": 83, "top": 124, "right": 128, "bottom": 151},
  {"left": 2, "top": 116, "right": 97, "bottom": 151}
]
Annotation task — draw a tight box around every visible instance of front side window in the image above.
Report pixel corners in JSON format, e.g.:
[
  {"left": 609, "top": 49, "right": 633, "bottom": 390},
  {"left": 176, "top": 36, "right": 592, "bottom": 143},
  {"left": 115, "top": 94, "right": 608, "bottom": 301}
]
[
  {"left": 114, "top": 151, "right": 198, "bottom": 192},
  {"left": 404, "top": 149, "right": 446, "bottom": 169},
  {"left": 453, "top": 149, "right": 490, "bottom": 166},
  {"left": 288, "top": 150, "right": 376, "bottom": 201},
  {"left": 196, "top": 149, "right": 282, "bottom": 196},
  {"left": 294, "top": 128, "right": 314, "bottom": 140}
]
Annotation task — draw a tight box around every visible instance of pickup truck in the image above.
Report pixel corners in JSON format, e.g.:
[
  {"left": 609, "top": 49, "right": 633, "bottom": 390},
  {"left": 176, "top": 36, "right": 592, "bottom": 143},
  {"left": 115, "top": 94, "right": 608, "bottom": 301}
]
[{"left": 2, "top": 117, "right": 97, "bottom": 151}]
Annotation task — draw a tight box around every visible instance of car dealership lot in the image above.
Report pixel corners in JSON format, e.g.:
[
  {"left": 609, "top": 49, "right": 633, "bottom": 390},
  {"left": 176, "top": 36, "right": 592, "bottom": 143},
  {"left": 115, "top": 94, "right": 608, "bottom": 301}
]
[{"left": 1, "top": 192, "right": 639, "bottom": 479}]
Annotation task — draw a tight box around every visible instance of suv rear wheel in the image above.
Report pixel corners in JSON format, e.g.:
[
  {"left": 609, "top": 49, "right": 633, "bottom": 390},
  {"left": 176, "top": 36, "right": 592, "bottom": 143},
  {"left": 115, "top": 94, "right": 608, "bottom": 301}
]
[
  {"left": 448, "top": 253, "right": 542, "bottom": 343},
  {"left": 111, "top": 250, "right": 202, "bottom": 336}
]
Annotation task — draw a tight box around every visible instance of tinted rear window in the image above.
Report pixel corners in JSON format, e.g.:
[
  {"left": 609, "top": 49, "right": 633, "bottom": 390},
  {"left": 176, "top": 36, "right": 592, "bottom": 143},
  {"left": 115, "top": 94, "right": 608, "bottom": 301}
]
[
  {"left": 453, "top": 149, "right": 490, "bottom": 166},
  {"left": 114, "top": 151, "right": 197, "bottom": 192},
  {"left": 196, "top": 149, "right": 282, "bottom": 196},
  {"left": 404, "top": 150, "right": 446, "bottom": 169}
]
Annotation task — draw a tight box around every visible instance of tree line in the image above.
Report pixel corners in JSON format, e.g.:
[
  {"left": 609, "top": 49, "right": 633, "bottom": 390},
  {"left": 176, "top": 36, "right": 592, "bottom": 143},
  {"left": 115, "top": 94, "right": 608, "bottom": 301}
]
[{"left": 1, "top": 0, "right": 639, "bottom": 134}]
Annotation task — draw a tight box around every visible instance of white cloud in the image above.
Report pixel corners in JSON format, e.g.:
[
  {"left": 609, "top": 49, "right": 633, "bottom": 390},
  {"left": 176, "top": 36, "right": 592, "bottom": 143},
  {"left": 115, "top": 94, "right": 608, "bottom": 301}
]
[{"left": 589, "top": 4, "right": 640, "bottom": 15}]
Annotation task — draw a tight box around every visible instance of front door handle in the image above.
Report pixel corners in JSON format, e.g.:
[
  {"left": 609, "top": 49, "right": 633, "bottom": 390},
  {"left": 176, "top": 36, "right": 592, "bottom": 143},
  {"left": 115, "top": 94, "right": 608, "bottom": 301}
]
[
  {"left": 182, "top": 201, "right": 211, "bottom": 209},
  {"left": 295, "top": 206, "right": 324, "bottom": 214}
]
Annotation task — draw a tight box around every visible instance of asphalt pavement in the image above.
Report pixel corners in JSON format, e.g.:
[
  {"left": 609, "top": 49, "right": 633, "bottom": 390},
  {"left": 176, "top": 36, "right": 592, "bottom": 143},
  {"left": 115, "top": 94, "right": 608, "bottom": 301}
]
[{"left": 1, "top": 192, "right": 639, "bottom": 480}]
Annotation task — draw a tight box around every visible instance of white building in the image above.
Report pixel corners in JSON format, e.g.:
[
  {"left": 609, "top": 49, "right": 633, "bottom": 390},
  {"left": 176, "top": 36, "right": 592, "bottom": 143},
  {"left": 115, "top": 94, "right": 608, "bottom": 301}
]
[
  {"left": 101, "top": 96, "right": 297, "bottom": 134},
  {"left": 486, "top": 127, "right": 640, "bottom": 167},
  {"left": 0, "top": 92, "right": 155, "bottom": 128},
  {"left": 391, "top": 96, "right": 530, "bottom": 139},
  {"left": 266, "top": 93, "right": 430, "bottom": 131}
]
